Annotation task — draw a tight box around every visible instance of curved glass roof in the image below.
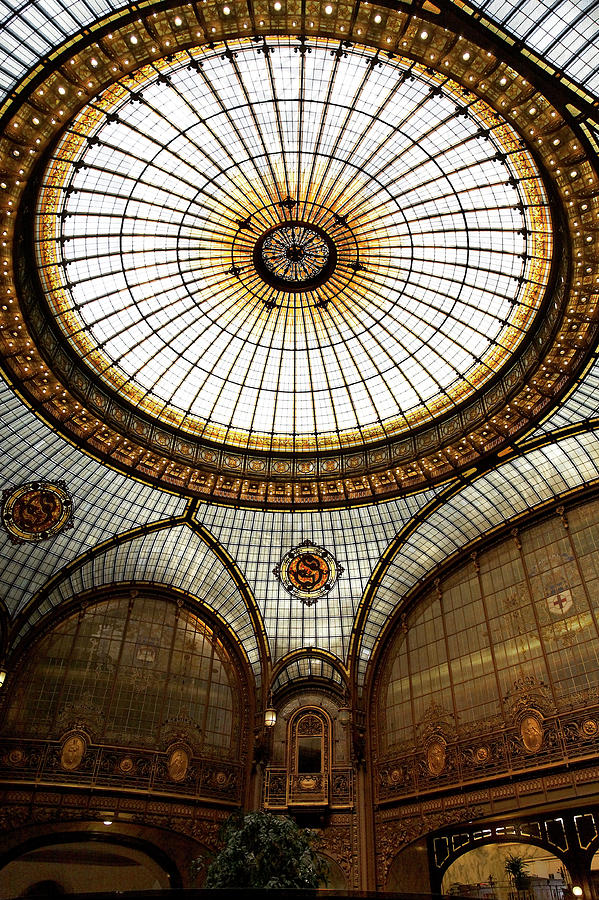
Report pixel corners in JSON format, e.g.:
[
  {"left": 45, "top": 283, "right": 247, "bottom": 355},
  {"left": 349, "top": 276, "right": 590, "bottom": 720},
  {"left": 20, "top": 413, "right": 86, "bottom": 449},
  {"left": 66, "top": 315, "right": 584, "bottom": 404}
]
[
  {"left": 1, "top": 0, "right": 598, "bottom": 104},
  {"left": 2, "top": 0, "right": 599, "bottom": 691},
  {"left": 37, "top": 38, "right": 551, "bottom": 454}
]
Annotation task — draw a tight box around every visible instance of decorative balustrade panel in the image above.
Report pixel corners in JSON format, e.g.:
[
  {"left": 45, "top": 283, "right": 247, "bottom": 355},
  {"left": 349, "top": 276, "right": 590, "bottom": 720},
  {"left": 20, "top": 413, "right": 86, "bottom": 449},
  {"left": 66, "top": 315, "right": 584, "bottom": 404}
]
[
  {"left": 375, "top": 707, "right": 599, "bottom": 803},
  {"left": 264, "top": 766, "right": 353, "bottom": 809},
  {"left": 0, "top": 738, "right": 243, "bottom": 804},
  {"left": 289, "top": 772, "right": 328, "bottom": 805}
]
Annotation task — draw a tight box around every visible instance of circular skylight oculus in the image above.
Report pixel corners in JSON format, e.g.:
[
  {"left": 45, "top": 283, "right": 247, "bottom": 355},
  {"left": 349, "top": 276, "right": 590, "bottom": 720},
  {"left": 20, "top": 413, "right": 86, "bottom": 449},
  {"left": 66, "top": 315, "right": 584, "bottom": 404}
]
[
  {"left": 36, "top": 37, "right": 552, "bottom": 455},
  {"left": 254, "top": 222, "right": 337, "bottom": 290}
]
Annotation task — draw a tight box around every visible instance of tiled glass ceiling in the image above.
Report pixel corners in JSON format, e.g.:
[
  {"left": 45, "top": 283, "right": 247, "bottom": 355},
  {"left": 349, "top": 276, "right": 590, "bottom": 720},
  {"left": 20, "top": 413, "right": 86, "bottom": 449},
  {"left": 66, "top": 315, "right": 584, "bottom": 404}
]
[
  {"left": 0, "top": 377, "right": 187, "bottom": 617},
  {"left": 2, "top": 0, "right": 599, "bottom": 686},
  {"left": 9, "top": 428, "right": 599, "bottom": 679},
  {"left": 10, "top": 522, "right": 265, "bottom": 680},
  {"left": 0, "top": 0, "right": 598, "bottom": 101},
  {"left": 358, "top": 430, "right": 599, "bottom": 682},
  {"left": 477, "top": 0, "right": 599, "bottom": 96},
  {"left": 37, "top": 39, "right": 548, "bottom": 452}
]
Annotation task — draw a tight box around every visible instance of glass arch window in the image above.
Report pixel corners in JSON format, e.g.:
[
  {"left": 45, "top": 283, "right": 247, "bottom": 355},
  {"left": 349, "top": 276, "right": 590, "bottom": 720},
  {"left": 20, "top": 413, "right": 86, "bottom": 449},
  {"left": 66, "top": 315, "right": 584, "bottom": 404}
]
[
  {"left": 2, "top": 593, "right": 243, "bottom": 757},
  {"left": 376, "top": 495, "right": 599, "bottom": 753}
]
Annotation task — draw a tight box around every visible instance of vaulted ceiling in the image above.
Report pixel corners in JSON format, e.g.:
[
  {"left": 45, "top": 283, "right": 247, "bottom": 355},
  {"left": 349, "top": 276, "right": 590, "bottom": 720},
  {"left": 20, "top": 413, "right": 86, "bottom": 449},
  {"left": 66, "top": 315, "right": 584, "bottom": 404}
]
[{"left": 1, "top": 0, "right": 598, "bottom": 695}]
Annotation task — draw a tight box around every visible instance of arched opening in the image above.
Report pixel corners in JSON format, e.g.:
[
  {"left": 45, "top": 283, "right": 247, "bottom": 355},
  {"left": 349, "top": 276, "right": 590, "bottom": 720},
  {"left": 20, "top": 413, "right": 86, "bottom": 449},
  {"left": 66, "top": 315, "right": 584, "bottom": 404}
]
[
  {"left": 0, "top": 837, "right": 173, "bottom": 897},
  {"left": 441, "top": 842, "right": 568, "bottom": 900},
  {"left": 587, "top": 849, "right": 599, "bottom": 897},
  {"left": 2, "top": 589, "right": 249, "bottom": 760},
  {"left": 319, "top": 854, "right": 347, "bottom": 890},
  {"left": 386, "top": 839, "right": 431, "bottom": 893}
]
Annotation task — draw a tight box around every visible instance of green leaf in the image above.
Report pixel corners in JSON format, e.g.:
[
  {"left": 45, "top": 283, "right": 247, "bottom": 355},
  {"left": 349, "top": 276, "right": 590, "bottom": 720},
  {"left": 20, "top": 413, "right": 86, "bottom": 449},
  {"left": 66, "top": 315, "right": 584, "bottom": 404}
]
[{"left": 203, "top": 811, "right": 328, "bottom": 889}]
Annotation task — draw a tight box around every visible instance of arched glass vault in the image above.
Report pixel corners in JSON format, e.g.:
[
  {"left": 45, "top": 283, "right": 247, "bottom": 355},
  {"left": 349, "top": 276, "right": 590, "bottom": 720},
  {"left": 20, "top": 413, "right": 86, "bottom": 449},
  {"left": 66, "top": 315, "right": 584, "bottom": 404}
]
[
  {"left": 0, "top": 0, "right": 598, "bottom": 744},
  {"left": 0, "top": 3, "right": 599, "bottom": 894}
]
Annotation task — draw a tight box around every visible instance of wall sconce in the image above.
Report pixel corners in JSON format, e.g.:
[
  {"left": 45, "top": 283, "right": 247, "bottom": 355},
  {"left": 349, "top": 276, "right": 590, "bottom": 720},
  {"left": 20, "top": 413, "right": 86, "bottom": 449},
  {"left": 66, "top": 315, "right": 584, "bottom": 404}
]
[
  {"left": 338, "top": 706, "right": 351, "bottom": 726},
  {"left": 572, "top": 888, "right": 583, "bottom": 897},
  {"left": 264, "top": 707, "right": 277, "bottom": 727},
  {"left": 0, "top": 668, "right": 6, "bottom": 687}
]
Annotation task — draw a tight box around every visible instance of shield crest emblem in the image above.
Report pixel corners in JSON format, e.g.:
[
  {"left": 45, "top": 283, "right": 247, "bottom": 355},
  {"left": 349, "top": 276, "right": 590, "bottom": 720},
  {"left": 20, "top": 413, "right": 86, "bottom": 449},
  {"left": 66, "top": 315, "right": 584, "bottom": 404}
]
[{"left": 547, "top": 590, "right": 572, "bottom": 615}]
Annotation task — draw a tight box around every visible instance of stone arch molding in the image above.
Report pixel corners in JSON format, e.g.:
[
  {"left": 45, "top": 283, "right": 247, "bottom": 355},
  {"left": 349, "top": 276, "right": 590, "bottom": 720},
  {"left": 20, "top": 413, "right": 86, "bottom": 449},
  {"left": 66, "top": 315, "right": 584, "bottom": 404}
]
[{"left": 9, "top": 522, "right": 266, "bottom": 681}]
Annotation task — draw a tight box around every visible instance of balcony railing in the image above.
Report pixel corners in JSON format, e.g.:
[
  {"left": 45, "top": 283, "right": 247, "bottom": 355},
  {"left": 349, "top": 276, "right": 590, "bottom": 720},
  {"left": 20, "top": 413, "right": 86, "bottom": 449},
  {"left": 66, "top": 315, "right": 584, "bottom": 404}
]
[
  {"left": 264, "top": 766, "right": 353, "bottom": 809},
  {"left": 0, "top": 737, "right": 243, "bottom": 805},
  {"left": 375, "top": 704, "right": 599, "bottom": 803}
]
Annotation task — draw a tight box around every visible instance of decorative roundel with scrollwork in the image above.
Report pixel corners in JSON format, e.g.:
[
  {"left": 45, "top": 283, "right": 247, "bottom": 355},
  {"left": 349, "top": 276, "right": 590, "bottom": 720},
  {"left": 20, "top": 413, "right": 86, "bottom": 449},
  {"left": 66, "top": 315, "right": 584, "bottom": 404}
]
[
  {"left": 1, "top": 481, "right": 74, "bottom": 544},
  {"left": 274, "top": 540, "right": 342, "bottom": 605}
]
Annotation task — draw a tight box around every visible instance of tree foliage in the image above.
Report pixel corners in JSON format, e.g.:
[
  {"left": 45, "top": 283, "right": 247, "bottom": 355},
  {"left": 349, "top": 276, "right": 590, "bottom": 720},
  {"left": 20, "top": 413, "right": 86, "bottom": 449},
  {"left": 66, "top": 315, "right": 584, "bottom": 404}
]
[
  {"left": 204, "top": 811, "right": 328, "bottom": 889},
  {"left": 504, "top": 853, "right": 530, "bottom": 888}
]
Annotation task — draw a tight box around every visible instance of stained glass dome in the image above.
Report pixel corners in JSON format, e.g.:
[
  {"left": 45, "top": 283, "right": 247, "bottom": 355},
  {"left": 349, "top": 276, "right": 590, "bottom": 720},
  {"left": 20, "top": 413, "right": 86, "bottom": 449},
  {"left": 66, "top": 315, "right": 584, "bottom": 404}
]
[{"left": 36, "top": 38, "right": 551, "bottom": 455}]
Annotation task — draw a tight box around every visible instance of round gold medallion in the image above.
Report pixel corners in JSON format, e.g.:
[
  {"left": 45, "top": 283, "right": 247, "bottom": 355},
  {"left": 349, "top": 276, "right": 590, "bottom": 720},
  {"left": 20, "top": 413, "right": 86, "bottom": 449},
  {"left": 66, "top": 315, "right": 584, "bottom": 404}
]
[
  {"left": 1, "top": 481, "right": 73, "bottom": 544},
  {"left": 475, "top": 746, "right": 490, "bottom": 764},
  {"left": 274, "top": 541, "right": 341, "bottom": 605},
  {"left": 582, "top": 719, "right": 598, "bottom": 737}
]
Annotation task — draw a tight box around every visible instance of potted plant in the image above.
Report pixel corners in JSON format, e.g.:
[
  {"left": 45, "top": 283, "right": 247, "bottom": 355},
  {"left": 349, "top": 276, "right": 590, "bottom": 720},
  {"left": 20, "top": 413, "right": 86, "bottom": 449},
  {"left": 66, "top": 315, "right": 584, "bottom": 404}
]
[
  {"left": 505, "top": 853, "right": 531, "bottom": 892},
  {"left": 196, "top": 810, "right": 328, "bottom": 889}
]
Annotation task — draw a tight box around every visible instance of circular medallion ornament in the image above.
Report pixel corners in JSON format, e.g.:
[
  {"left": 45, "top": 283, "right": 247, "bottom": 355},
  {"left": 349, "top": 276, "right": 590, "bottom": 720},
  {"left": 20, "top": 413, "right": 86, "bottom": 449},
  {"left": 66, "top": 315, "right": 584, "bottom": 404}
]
[
  {"left": 8, "top": 749, "right": 25, "bottom": 766},
  {"left": 1, "top": 481, "right": 73, "bottom": 544},
  {"left": 274, "top": 540, "right": 342, "bottom": 605},
  {"left": 475, "top": 746, "right": 490, "bottom": 764},
  {"left": 582, "top": 719, "right": 598, "bottom": 738},
  {"left": 253, "top": 221, "right": 338, "bottom": 290}
]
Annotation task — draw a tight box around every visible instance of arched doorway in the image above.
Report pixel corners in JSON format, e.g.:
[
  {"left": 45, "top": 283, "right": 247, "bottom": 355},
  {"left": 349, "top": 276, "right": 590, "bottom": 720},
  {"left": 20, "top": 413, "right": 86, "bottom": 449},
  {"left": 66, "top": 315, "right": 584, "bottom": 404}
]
[
  {"left": 0, "top": 835, "right": 175, "bottom": 898},
  {"left": 441, "top": 842, "right": 568, "bottom": 900}
]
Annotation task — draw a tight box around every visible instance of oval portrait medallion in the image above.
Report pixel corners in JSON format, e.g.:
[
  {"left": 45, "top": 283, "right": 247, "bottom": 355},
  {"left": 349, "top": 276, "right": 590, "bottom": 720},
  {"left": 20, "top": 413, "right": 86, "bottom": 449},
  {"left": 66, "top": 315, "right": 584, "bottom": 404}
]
[
  {"left": 426, "top": 737, "right": 447, "bottom": 776},
  {"left": 520, "top": 713, "right": 544, "bottom": 753},
  {"left": 167, "top": 745, "right": 190, "bottom": 783},
  {"left": 1, "top": 481, "right": 73, "bottom": 544},
  {"left": 274, "top": 540, "right": 342, "bottom": 605},
  {"left": 60, "top": 734, "right": 86, "bottom": 771}
]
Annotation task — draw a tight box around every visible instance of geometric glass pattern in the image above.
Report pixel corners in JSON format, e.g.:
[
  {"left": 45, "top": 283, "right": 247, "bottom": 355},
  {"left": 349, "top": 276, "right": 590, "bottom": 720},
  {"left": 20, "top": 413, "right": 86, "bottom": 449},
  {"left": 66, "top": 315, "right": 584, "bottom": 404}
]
[{"left": 36, "top": 38, "right": 552, "bottom": 455}]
